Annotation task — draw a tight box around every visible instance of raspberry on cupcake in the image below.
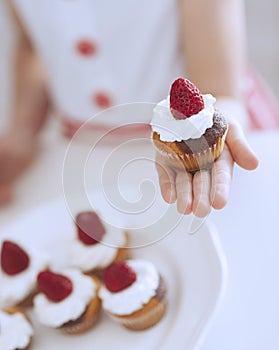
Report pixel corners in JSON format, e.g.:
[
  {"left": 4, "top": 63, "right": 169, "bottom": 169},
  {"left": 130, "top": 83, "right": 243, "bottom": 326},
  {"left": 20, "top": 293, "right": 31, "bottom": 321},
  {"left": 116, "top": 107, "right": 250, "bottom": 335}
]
[
  {"left": 68, "top": 211, "right": 130, "bottom": 274},
  {"left": 0, "top": 240, "right": 48, "bottom": 308},
  {"left": 99, "top": 260, "right": 167, "bottom": 331},
  {"left": 0, "top": 308, "right": 33, "bottom": 350},
  {"left": 33, "top": 268, "right": 101, "bottom": 335},
  {"left": 151, "top": 77, "right": 228, "bottom": 172}
]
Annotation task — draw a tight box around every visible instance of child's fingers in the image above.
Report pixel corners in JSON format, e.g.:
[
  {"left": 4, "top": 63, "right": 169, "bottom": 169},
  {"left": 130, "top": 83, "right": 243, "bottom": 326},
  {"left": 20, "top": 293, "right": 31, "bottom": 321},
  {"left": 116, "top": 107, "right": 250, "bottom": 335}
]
[
  {"left": 155, "top": 156, "right": 177, "bottom": 203},
  {"left": 226, "top": 121, "right": 259, "bottom": 170},
  {"left": 192, "top": 170, "right": 211, "bottom": 218},
  {"left": 175, "top": 171, "right": 193, "bottom": 214},
  {"left": 210, "top": 145, "right": 234, "bottom": 210}
]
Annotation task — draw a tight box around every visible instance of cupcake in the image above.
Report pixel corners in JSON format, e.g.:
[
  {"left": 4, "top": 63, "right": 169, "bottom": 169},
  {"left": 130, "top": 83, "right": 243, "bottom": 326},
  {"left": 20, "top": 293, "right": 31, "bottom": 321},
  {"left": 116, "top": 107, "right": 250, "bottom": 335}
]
[
  {"left": 151, "top": 77, "right": 228, "bottom": 172},
  {"left": 99, "top": 260, "right": 167, "bottom": 331},
  {"left": 33, "top": 268, "right": 101, "bottom": 335},
  {"left": 68, "top": 211, "right": 130, "bottom": 274},
  {"left": 0, "top": 308, "right": 33, "bottom": 350},
  {"left": 0, "top": 240, "right": 48, "bottom": 308}
]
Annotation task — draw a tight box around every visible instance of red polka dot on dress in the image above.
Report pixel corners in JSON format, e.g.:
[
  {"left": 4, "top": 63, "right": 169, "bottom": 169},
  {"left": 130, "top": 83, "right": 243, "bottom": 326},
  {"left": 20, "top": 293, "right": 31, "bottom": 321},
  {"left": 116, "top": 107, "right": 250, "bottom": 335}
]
[
  {"left": 93, "top": 92, "right": 112, "bottom": 109},
  {"left": 75, "top": 39, "right": 97, "bottom": 56}
]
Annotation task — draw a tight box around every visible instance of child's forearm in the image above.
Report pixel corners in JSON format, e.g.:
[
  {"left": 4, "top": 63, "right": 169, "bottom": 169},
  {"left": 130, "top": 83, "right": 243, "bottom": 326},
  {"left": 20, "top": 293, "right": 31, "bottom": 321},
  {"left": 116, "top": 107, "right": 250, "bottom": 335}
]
[
  {"left": 8, "top": 0, "right": 50, "bottom": 137},
  {"left": 180, "top": 0, "right": 246, "bottom": 99},
  {"left": 10, "top": 36, "right": 50, "bottom": 136}
]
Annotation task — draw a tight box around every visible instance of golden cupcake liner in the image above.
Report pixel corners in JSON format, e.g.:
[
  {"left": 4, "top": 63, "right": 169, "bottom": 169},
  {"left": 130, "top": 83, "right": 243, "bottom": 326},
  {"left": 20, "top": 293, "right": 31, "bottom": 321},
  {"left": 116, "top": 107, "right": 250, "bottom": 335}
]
[
  {"left": 61, "top": 276, "right": 102, "bottom": 335},
  {"left": 107, "top": 277, "right": 167, "bottom": 331},
  {"left": 61, "top": 301, "right": 101, "bottom": 335},
  {"left": 109, "top": 297, "right": 167, "bottom": 331},
  {"left": 154, "top": 127, "right": 228, "bottom": 172}
]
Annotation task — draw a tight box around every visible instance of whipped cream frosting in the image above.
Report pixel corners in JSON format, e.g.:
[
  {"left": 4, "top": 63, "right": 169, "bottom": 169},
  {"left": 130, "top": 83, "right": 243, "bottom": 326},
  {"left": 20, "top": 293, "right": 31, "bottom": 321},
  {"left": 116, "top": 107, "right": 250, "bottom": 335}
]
[
  {"left": 0, "top": 244, "right": 48, "bottom": 308},
  {"left": 99, "top": 260, "right": 160, "bottom": 315},
  {"left": 151, "top": 94, "right": 216, "bottom": 142},
  {"left": 34, "top": 269, "right": 96, "bottom": 327},
  {"left": 0, "top": 310, "right": 33, "bottom": 350},
  {"left": 69, "top": 227, "right": 127, "bottom": 272}
]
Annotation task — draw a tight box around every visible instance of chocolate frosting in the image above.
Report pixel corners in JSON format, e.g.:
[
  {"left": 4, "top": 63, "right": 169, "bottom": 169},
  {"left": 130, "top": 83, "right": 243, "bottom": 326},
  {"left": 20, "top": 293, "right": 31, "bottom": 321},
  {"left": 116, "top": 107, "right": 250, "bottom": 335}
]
[{"left": 175, "top": 111, "right": 227, "bottom": 154}]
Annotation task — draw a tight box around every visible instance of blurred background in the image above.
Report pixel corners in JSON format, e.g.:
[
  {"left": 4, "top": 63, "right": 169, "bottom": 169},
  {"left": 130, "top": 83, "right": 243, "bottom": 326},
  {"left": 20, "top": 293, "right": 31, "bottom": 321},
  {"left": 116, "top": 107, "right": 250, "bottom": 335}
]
[
  {"left": 0, "top": 0, "right": 278, "bottom": 131},
  {"left": 245, "top": 0, "right": 279, "bottom": 96}
]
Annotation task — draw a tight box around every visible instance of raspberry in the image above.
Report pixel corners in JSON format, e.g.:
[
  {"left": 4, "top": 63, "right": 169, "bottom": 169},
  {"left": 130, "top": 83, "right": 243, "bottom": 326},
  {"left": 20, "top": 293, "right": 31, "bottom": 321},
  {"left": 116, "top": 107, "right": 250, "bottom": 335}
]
[
  {"left": 1, "top": 241, "right": 30, "bottom": 275},
  {"left": 170, "top": 78, "right": 204, "bottom": 119},
  {"left": 37, "top": 270, "right": 73, "bottom": 302},
  {"left": 76, "top": 211, "right": 106, "bottom": 245},
  {"left": 103, "top": 261, "right": 137, "bottom": 293}
]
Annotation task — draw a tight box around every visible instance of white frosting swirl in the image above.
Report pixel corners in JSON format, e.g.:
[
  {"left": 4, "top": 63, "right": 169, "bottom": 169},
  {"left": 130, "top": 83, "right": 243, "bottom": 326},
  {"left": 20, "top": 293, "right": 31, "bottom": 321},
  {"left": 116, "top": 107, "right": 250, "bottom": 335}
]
[
  {"left": 69, "top": 228, "right": 127, "bottom": 271},
  {"left": 0, "top": 311, "right": 33, "bottom": 350},
  {"left": 0, "top": 245, "right": 48, "bottom": 308},
  {"left": 33, "top": 269, "right": 96, "bottom": 327},
  {"left": 151, "top": 94, "right": 216, "bottom": 142},
  {"left": 99, "top": 260, "right": 160, "bottom": 315}
]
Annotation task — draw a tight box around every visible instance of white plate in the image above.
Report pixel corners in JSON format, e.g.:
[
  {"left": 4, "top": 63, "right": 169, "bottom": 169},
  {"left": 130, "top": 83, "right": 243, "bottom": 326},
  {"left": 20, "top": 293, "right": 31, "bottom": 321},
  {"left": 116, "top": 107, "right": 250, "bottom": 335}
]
[{"left": 0, "top": 187, "right": 227, "bottom": 350}]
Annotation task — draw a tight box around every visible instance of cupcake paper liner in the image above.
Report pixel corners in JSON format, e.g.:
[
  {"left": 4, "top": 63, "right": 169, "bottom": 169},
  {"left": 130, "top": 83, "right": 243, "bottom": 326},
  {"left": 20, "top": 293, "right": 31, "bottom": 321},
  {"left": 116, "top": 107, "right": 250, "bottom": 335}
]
[
  {"left": 107, "top": 276, "right": 167, "bottom": 331},
  {"left": 153, "top": 127, "right": 228, "bottom": 172},
  {"left": 61, "top": 276, "right": 102, "bottom": 335},
  {"left": 109, "top": 297, "right": 167, "bottom": 331}
]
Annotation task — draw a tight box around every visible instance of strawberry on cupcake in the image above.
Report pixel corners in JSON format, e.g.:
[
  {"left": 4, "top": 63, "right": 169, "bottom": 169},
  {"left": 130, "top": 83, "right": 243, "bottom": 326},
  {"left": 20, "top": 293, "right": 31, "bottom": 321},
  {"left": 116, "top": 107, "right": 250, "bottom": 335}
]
[
  {"left": 99, "top": 260, "right": 167, "bottom": 331},
  {"left": 33, "top": 268, "right": 101, "bottom": 335},
  {"left": 68, "top": 211, "right": 130, "bottom": 274},
  {"left": 0, "top": 240, "right": 48, "bottom": 308},
  {"left": 151, "top": 77, "right": 228, "bottom": 172}
]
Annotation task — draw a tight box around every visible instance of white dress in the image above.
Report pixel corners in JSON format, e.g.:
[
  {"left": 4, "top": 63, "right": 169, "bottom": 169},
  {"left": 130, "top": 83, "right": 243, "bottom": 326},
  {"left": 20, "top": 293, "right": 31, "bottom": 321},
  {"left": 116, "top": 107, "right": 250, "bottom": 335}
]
[{"left": 13, "top": 0, "right": 184, "bottom": 134}]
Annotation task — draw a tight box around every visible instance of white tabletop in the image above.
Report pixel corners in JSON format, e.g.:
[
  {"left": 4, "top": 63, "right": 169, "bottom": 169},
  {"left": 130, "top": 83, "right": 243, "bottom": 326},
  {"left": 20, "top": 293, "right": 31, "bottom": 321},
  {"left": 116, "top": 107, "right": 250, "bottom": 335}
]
[
  {"left": 0, "top": 125, "right": 278, "bottom": 349},
  {"left": 202, "top": 131, "right": 279, "bottom": 350}
]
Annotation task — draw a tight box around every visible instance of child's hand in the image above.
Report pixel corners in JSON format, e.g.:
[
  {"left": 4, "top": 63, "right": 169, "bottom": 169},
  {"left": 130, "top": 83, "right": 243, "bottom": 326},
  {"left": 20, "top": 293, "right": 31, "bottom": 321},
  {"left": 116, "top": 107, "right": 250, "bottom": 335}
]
[
  {"left": 155, "top": 120, "right": 258, "bottom": 217},
  {"left": 0, "top": 130, "right": 37, "bottom": 205}
]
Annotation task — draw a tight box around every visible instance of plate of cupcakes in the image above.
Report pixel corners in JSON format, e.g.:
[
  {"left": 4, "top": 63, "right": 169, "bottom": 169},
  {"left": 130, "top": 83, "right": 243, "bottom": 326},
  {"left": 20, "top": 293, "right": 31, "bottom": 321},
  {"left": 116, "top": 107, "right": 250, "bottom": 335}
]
[{"left": 0, "top": 183, "right": 227, "bottom": 350}]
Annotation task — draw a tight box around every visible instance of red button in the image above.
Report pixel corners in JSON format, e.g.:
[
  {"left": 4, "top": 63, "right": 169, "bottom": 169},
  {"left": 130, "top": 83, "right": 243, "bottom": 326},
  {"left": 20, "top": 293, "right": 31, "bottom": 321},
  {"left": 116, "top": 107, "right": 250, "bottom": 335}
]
[
  {"left": 76, "top": 39, "right": 97, "bottom": 56},
  {"left": 94, "top": 92, "right": 112, "bottom": 109}
]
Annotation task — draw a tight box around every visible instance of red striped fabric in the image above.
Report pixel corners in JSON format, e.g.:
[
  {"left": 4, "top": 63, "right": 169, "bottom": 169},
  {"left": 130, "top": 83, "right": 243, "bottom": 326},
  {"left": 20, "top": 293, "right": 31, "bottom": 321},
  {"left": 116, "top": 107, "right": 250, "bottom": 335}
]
[
  {"left": 242, "top": 68, "right": 279, "bottom": 130},
  {"left": 61, "top": 68, "right": 279, "bottom": 139},
  {"left": 60, "top": 116, "right": 151, "bottom": 140}
]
